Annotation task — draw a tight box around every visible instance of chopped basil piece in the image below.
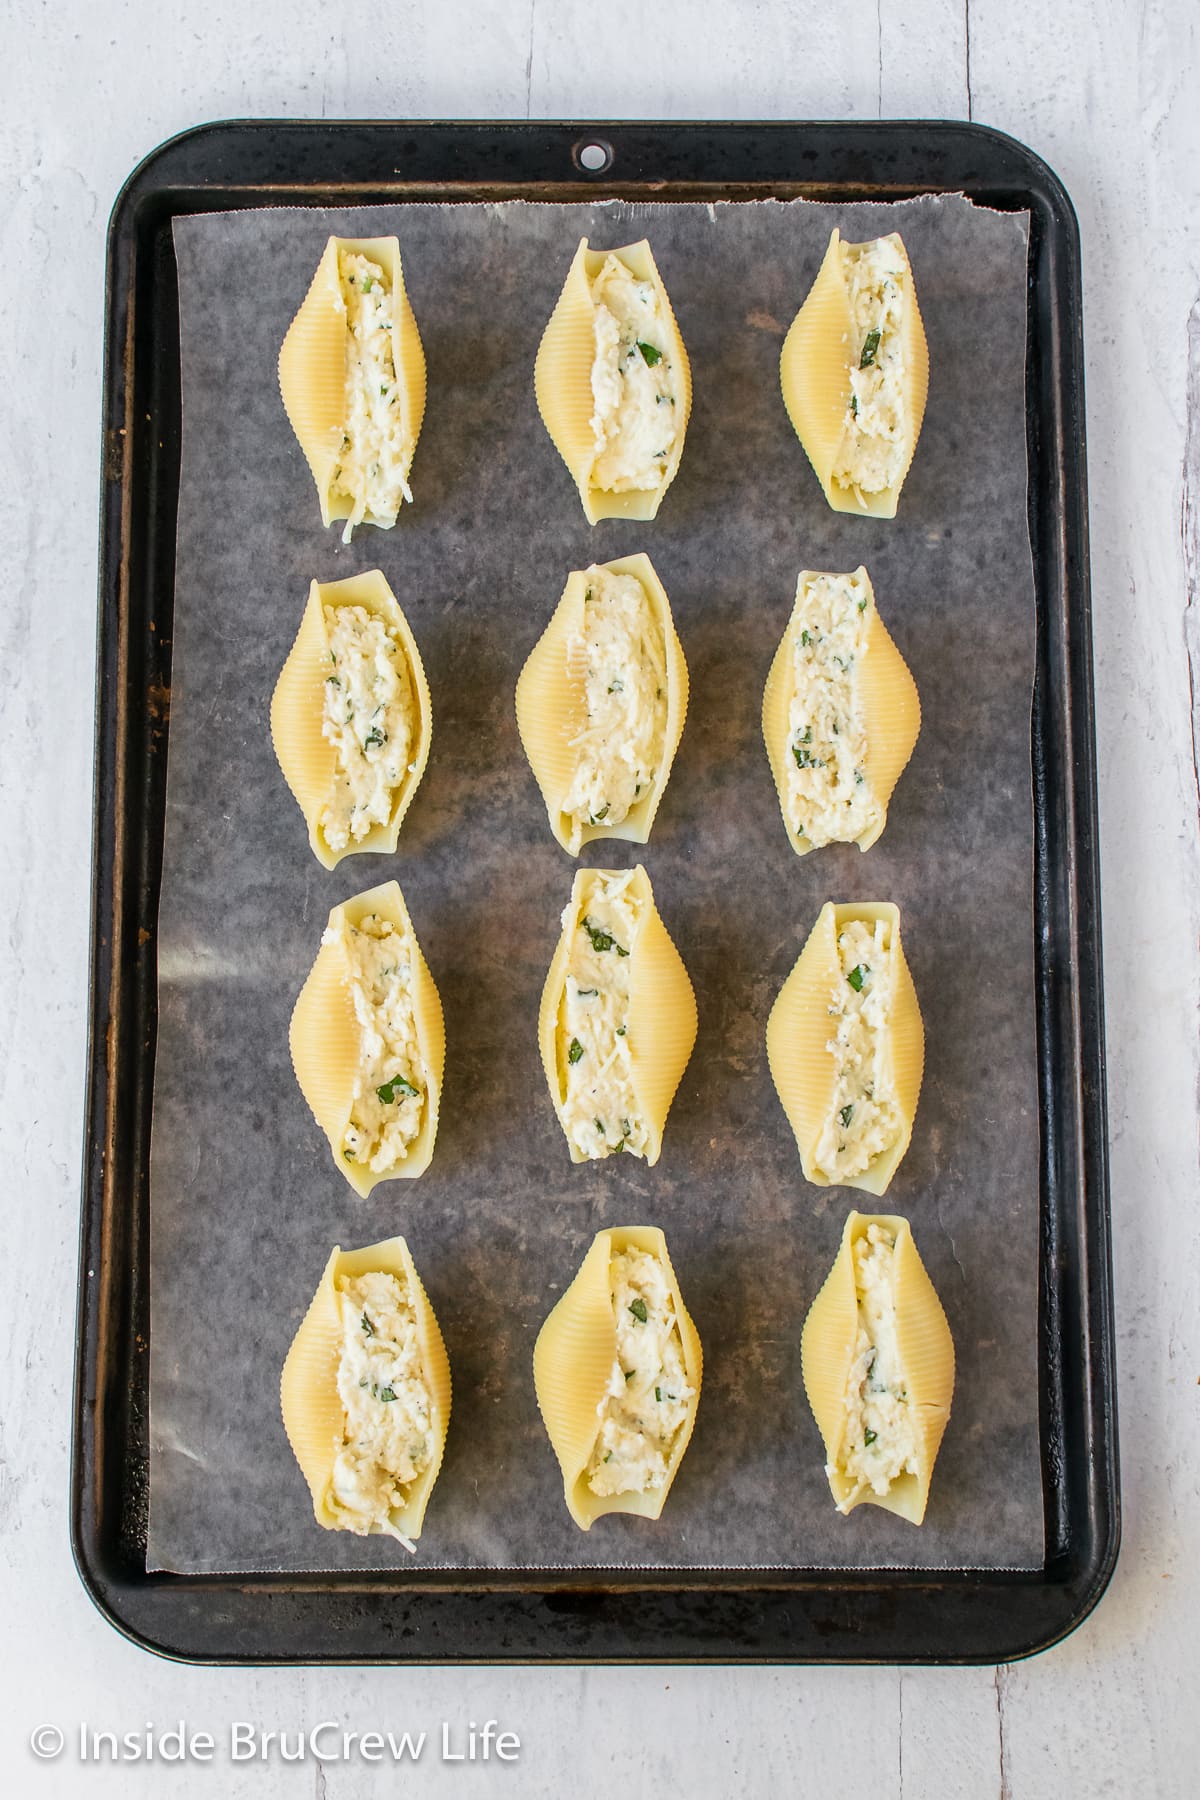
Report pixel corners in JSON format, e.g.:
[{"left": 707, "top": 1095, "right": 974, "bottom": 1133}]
[
  {"left": 840, "top": 1104, "right": 854, "bottom": 1128},
  {"left": 604, "top": 1451, "right": 613, "bottom": 1462},
  {"left": 858, "top": 597, "right": 868, "bottom": 611},
  {"left": 376, "top": 1074, "right": 420, "bottom": 1105},
  {"left": 615, "top": 1025, "right": 627, "bottom": 1037},
  {"left": 377, "top": 1385, "right": 397, "bottom": 1403},
  {"left": 326, "top": 674, "right": 340, "bottom": 686},
  {"left": 575, "top": 986, "right": 598, "bottom": 998},
  {"left": 850, "top": 392, "right": 859, "bottom": 417},
  {"left": 637, "top": 340, "right": 662, "bottom": 367},
  {"left": 800, "top": 629, "right": 812, "bottom": 647},
  {"left": 624, "top": 1369, "right": 635, "bottom": 1382},
  {"left": 801, "top": 726, "right": 813, "bottom": 744},
  {"left": 846, "top": 964, "right": 867, "bottom": 992},
  {"left": 583, "top": 918, "right": 618, "bottom": 954},
  {"left": 864, "top": 1428, "right": 877, "bottom": 1446},
  {"left": 655, "top": 1386, "right": 663, "bottom": 1402},
  {"left": 567, "top": 1038, "right": 584, "bottom": 1065},
  {"left": 590, "top": 803, "right": 610, "bottom": 822},
  {"left": 595, "top": 1118, "right": 605, "bottom": 1135},
  {"left": 629, "top": 1297, "right": 648, "bottom": 1323},
  {"left": 361, "top": 1312, "right": 375, "bottom": 1337},
  {"left": 364, "top": 725, "right": 387, "bottom": 749},
  {"left": 343, "top": 1149, "right": 356, "bottom": 1162},
  {"left": 859, "top": 328, "right": 881, "bottom": 368},
  {"left": 361, "top": 275, "right": 373, "bottom": 293}
]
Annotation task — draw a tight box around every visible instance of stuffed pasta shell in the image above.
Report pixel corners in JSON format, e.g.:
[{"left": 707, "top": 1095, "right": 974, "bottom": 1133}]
[
  {"left": 278, "top": 235, "right": 426, "bottom": 540},
  {"left": 762, "top": 566, "right": 919, "bottom": 855},
  {"left": 780, "top": 228, "right": 928, "bottom": 518},
  {"left": 515, "top": 553, "right": 688, "bottom": 855},
  {"left": 290, "top": 881, "right": 445, "bottom": 1195},
  {"left": 533, "top": 1225, "right": 702, "bottom": 1529},
  {"left": 534, "top": 238, "right": 692, "bottom": 523},
  {"left": 800, "top": 1211, "right": 954, "bottom": 1524},
  {"left": 280, "top": 1236, "right": 452, "bottom": 1548},
  {"left": 270, "top": 570, "right": 432, "bottom": 869},
  {"left": 766, "top": 901, "right": 923, "bottom": 1194},
  {"left": 538, "top": 865, "right": 696, "bottom": 1165}
]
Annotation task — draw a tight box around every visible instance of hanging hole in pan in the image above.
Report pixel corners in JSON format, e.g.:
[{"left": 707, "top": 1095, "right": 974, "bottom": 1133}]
[{"left": 574, "top": 139, "right": 614, "bottom": 175}]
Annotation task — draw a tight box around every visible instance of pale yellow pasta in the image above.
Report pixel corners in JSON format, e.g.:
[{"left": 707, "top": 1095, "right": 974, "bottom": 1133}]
[
  {"left": 289, "top": 881, "right": 445, "bottom": 1195},
  {"left": 766, "top": 901, "right": 923, "bottom": 1195},
  {"left": 270, "top": 570, "right": 432, "bottom": 870},
  {"left": 280, "top": 1236, "right": 452, "bottom": 1547},
  {"left": 780, "top": 228, "right": 928, "bottom": 518},
  {"left": 533, "top": 1225, "right": 703, "bottom": 1529},
  {"left": 800, "top": 1210, "right": 954, "bottom": 1524},
  {"left": 278, "top": 235, "right": 426, "bottom": 536},
  {"left": 515, "top": 553, "right": 688, "bottom": 855},
  {"left": 534, "top": 237, "right": 692, "bottom": 523},
  {"left": 761, "top": 566, "right": 920, "bottom": 856},
  {"left": 537, "top": 864, "right": 697, "bottom": 1166}
]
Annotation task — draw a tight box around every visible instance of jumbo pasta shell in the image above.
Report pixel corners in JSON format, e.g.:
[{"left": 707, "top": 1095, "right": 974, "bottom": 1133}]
[
  {"left": 533, "top": 1224, "right": 703, "bottom": 1529},
  {"left": 766, "top": 901, "right": 923, "bottom": 1194},
  {"left": 289, "top": 881, "right": 445, "bottom": 1195},
  {"left": 515, "top": 553, "right": 689, "bottom": 855},
  {"left": 534, "top": 237, "right": 693, "bottom": 523},
  {"left": 761, "top": 566, "right": 920, "bottom": 855},
  {"left": 278, "top": 234, "right": 427, "bottom": 531},
  {"left": 537, "top": 865, "right": 697, "bottom": 1166},
  {"left": 270, "top": 570, "right": 432, "bottom": 870},
  {"left": 280, "top": 1236, "right": 452, "bottom": 1544},
  {"left": 800, "top": 1210, "right": 954, "bottom": 1523},
  {"left": 779, "top": 228, "right": 929, "bottom": 518}
]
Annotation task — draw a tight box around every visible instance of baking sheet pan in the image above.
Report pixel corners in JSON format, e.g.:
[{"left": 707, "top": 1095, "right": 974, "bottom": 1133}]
[{"left": 73, "top": 121, "right": 1117, "bottom": 1662}]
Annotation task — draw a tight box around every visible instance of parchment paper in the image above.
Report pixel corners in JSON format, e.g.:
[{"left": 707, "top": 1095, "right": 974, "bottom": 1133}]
[{"left": 149, "top": 194, "right": 1041, "bottom": 1572}]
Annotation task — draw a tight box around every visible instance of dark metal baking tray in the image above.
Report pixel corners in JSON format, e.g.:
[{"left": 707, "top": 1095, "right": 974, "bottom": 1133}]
[{"left": 73, "top": 119, "right": 1117, "bottom": 1664}]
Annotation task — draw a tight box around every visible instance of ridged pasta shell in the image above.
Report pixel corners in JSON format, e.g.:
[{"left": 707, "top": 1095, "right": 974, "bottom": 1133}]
[
  {"left": 537, "top": 865, "right": 697, "bottom": 1166},
  {"left": 514, "top": 553, "right": 689, "bottom": 855},
  {"left": 779, "top": 228, "right": 929, "bottom": 518},
  {"left": 270, "top": 570, "right": 432, "bottom": 870},
  {"left": 533, "top": 1224, "right": 703, "bottom": 1529},
  {"left": 800, "top": 1210, "right": 954, "bottom": 1523},
  {"left": 278, "top": 235, "right": 427, "bottom": 531},
  {"left": 766, "top": 901, "right": 924, "bottom": 1194},
  {"left": 761, "top": 566, "right": 920, "bottom": 856},
  {"left": 280, "top": 1235, "right": 452, "bottom": 1544},
  {"left": 289, "top": 881, "right": 445, "bottom": 1195},
  {"left": 534, "top": 237, "right": 693, "bottom": 523}
]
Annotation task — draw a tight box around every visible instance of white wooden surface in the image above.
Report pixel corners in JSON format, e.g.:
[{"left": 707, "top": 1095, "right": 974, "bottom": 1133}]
[{"left": 2, "top": 2, "right": 1197, "bottom": 1793}]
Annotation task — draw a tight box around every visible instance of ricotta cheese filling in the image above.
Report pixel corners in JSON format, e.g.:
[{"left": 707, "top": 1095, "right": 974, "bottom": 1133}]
[
  {"left": 834, "top": 1224, "right": 920, "bottom": 1505},
  {"left": 589, "top": 253, "right": 679, "bottom": 493},
  {"left": 320, "top": 603, "right": 416, "bottom": 851},
  {"left": 560, "top": 871, "right": 649, "bottom": 1159},
  {"left": 333, "top": 913, "right": 427, "bottom": 1174},
  {"left": 813, "top": 918, "right": 905, "bottom": 1183},
  {"left": 784, "top": 571, "right": 881, "bottom": 848},
  {"left": 585, "top": 1247, "right": 694, "bottom": 1497},
  {"left": 330, "top": 1268, "right": 434, "bottom": 1542},
  {"left": 330, "top": 250, "right": 414, "bottom": 542},
  {"left": 831, "top": 237, "right": 910, "bottom": 506},
  {"left": 559, "top": 567, "right": 668, "bottom": 851}
]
